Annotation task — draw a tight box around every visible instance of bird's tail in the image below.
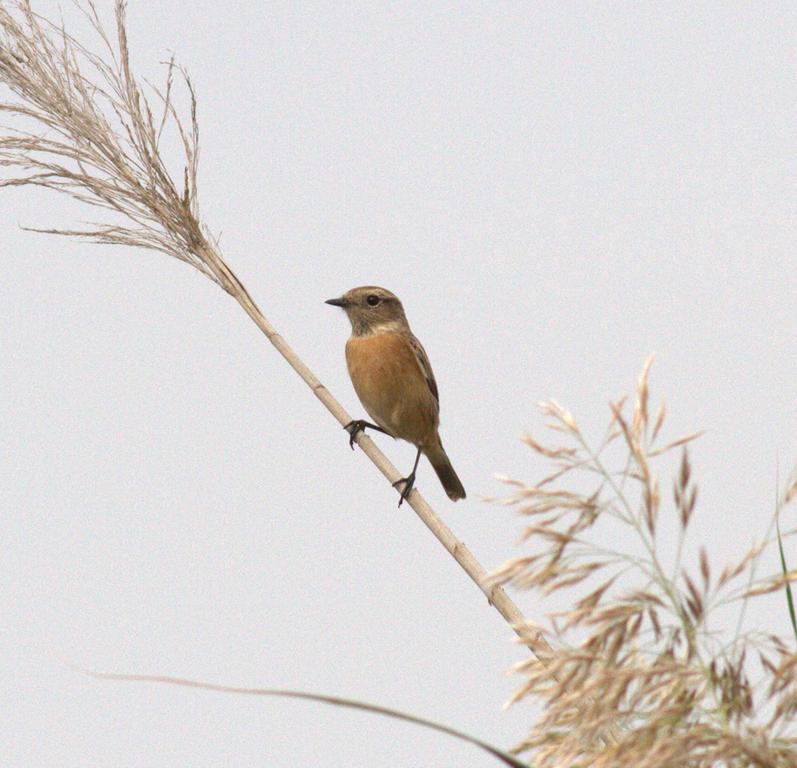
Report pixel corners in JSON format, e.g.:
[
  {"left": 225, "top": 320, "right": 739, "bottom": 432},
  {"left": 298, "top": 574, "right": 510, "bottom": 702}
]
[{"left": 424, "top": 437, "right": 466, "bottom": 501}]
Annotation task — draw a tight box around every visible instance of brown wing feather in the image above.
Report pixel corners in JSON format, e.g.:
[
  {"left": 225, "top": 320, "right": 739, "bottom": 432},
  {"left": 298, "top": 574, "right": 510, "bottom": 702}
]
[{"left": 405, "top": 333, "right": 439, "bottom": 404}]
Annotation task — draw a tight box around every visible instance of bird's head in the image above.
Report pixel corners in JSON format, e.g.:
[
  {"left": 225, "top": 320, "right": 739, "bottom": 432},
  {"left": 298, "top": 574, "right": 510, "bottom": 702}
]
[{"left": 325, "top": 286, "right": 408, "bottom": 336}]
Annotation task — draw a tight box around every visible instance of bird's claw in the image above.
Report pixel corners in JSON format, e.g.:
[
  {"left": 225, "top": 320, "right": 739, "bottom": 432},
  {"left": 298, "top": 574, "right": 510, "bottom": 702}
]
[
  {"left": 392, "top": 473, "right": 416, "bottom": 507},
  {"left": 344, "top": 419, "right": 367, "bottom": 450}
]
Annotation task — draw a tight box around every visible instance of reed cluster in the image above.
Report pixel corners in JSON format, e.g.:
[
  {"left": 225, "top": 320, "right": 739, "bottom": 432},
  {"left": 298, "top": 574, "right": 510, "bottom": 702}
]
[{"left": 494, "top": 358, "right": 797, "bottom": 767}]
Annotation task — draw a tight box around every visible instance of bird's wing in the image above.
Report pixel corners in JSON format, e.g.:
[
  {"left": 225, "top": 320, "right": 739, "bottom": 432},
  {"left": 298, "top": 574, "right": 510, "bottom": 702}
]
[{"left": 406, "top": 333, "right": 439, "bottom": 405}]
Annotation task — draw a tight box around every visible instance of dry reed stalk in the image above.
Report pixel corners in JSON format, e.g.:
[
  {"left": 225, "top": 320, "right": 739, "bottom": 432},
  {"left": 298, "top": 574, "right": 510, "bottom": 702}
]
[
  {"left": 494, "top": 356, "right": 797, "bottom": 767},
  {"left": 0, "top": 1, "right": 554, "bottom": 666}
]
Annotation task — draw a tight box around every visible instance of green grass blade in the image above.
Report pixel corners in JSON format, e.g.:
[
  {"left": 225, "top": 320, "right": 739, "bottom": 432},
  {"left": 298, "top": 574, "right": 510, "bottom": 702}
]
[{"left": 776, "top": 511, "right": 797, "bottom": 645}]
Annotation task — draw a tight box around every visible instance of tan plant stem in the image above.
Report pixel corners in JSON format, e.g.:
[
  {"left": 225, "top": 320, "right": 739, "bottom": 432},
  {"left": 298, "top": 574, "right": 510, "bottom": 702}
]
[{"left": 195, "top": 242, "right": 555, "bottom": 666}]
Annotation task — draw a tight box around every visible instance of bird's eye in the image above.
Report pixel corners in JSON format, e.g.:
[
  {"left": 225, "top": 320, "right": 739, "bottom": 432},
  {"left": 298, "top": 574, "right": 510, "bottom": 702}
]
[{"left": 366, "top": 294, "right": 380, "bottom": 306}]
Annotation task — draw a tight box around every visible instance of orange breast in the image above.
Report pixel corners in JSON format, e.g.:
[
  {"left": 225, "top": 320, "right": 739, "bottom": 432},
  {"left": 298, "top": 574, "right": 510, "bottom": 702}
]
[{"left": 345, "top": 332, "right": 439, "bottom": 446}]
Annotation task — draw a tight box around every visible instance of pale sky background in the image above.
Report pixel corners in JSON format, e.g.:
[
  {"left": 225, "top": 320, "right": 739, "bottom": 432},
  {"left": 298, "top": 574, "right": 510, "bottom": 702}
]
[{"left": 2, "top": 1, "right": 796, "bottom": 766}]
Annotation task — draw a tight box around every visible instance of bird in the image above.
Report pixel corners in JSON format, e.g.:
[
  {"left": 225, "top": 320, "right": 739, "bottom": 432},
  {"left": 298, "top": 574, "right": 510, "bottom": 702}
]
[{"left": 326, "top": 286, "right": 466, "bottom": 506}]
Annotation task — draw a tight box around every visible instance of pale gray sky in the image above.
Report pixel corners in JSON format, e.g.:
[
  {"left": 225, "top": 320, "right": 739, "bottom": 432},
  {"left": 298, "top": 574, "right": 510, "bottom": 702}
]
[{"left": 2, "top": 2, "right": 796, "bottom": 766}]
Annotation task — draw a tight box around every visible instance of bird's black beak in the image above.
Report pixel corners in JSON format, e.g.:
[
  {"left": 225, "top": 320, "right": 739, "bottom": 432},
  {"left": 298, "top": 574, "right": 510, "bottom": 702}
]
[{"left": 325, "top": 297, "right": 347, "bottom": 307}]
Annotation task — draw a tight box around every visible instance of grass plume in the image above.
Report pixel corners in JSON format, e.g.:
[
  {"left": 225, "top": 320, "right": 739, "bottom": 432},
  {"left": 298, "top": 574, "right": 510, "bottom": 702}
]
[
  {"left": 0, "top": 1, "right": 231, "bottom": 282},
  {"left": 494, "top": 356, "right": 797, "bottom": 767}
]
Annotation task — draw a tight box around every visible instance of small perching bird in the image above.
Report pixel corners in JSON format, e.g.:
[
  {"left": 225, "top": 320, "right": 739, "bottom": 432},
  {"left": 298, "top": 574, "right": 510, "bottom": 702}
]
[{"left": 326, "top": 286, "right": 466, "bottom": 506}]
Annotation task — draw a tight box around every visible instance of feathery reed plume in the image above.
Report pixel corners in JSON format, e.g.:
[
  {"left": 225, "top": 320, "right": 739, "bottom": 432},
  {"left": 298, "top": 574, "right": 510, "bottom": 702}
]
[
  {"left": 0, "top": 1, "right": 553, "bottom": 665},
  {"left": 0, "top": 1, "right": 217, "bottom": 278},
  {"left": 494, "top": 356, "right": 797, "bottom": 767}
]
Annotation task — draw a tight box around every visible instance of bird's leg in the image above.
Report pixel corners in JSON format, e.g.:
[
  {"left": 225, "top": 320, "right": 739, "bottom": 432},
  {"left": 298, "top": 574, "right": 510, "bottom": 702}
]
[
  {"left": 393, "top": 447, "right": 422, "bottom": 507},
  {"left": 344, "top": 419, "right": 389, "bottom": 450}
]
